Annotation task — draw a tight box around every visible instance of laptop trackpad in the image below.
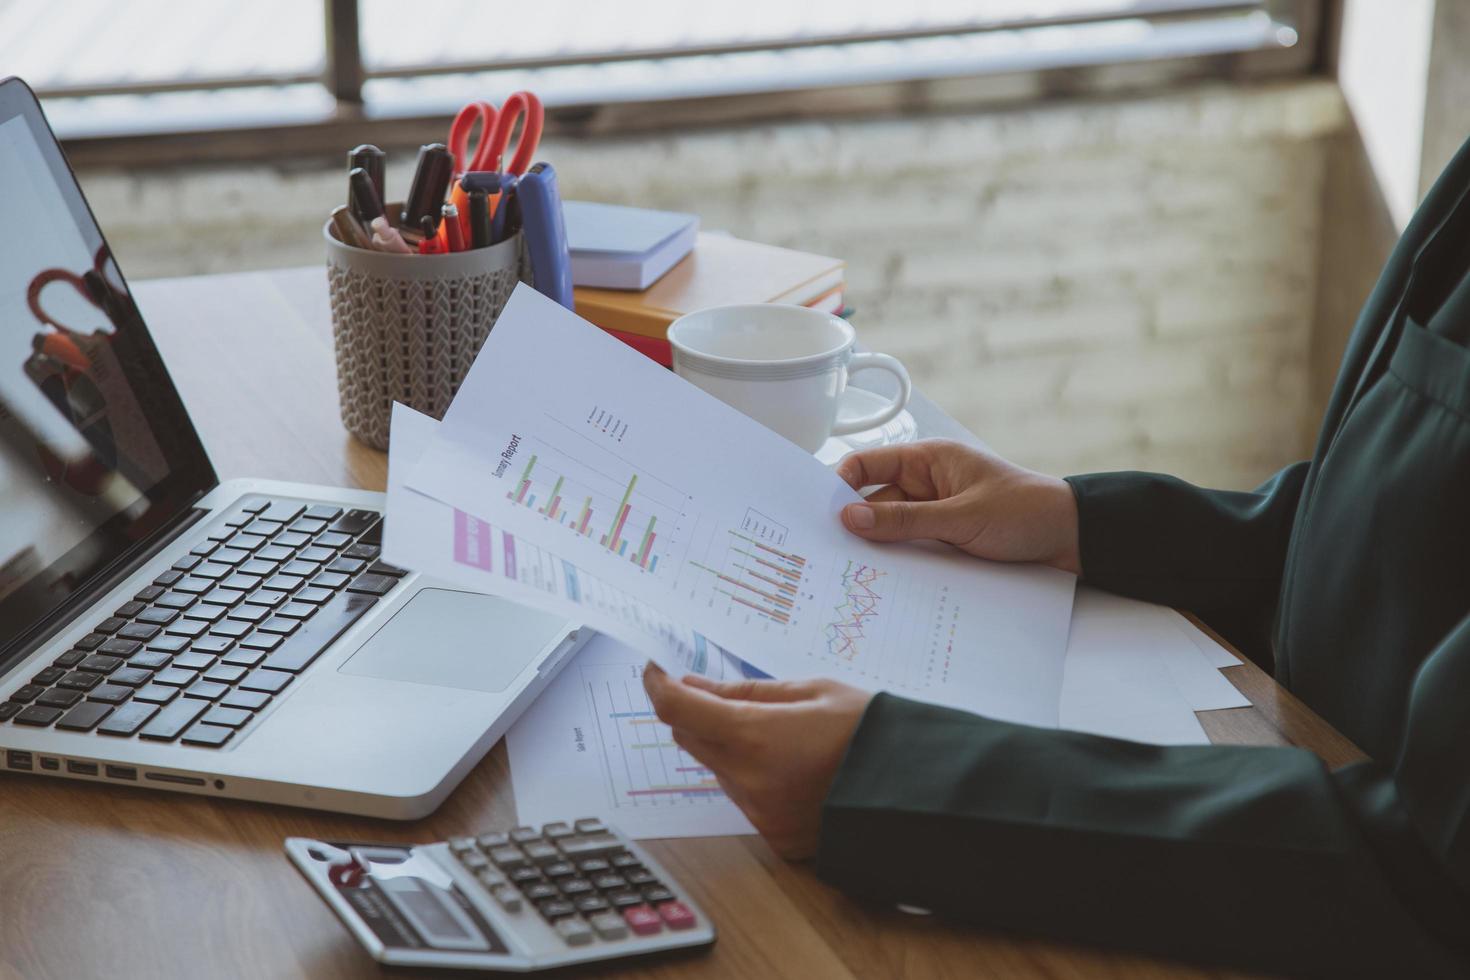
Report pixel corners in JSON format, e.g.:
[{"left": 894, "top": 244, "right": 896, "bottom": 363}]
[{"left": 339, "top": 588, "right": 566, "bottom": 693}]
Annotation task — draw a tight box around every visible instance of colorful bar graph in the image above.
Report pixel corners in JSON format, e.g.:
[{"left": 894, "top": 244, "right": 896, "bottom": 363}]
[
  {"left": 605, "top": 474, "right": 637, "bottom": 553},
  {"left": 577, "top": 497, "right": 592, "bottom": 535},
  {"left": 540, "top": 475, "right": 564, "bottom": 517},
  {"left": 508, "top": 454, "right": 537, "bottom": 504},
  {"left": 634, "top": 516, "right": 657, "bottom": 568}
]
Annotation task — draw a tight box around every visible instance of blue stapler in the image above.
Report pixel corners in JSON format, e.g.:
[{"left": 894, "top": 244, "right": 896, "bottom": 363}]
[{"left": 515, "top": 162, "right": 574, "bottom": 309}]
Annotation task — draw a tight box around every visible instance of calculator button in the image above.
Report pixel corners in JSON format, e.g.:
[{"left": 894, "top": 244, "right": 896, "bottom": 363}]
[
  {"left": 576, "top": 858, "right": 610, "bottom": 875},
  {"left": 623, "top": 905, "right": 663, "bottom": 936},
  {"left": 523, "top": 841, "right": 560, "bottom": 864},
  {"left": 475, "top": 869, "right": 507, "bottom": 890},
  {"left": 509, "top": 867, "right": 542, "bottom": 885},
  {"left": 459, "top": 851, "right": 490, "bottom": 872},
  {"left": 574, "top": 818, "right": 607, "bottom": 834},
  {"left": 592, "top": 873, "right": 627, "bottom": 892},
  {"left": 509, "top": 826, "right": 541, "bottom": 844},
  {"left": 523, "top": 882, "right": 559, "bottom": 902},
  {"left": 606, "top": 890, "right": 644, "bottom": 909},
  {"left": 543, "top": 862, "right": 576, "bottom": 879},
  {"left": 476, "top": 831, "right": 510, "bottom": 849},
  {"left": 558, "top": 878, "right": 594, "bottom": 897},
  {"left": 624, "top": 868, "right": 658, "bottom": 887},
  {"left": 541, "top": 821, "right": 574, "bottom": 840},
  {"left": 642, "top": 886, "right": 676, "bottom": 905},
  {"left": 659, "top": 901, "right": 697, "bottom": 930},
  {"left": 556, "top": 834, "right": 622, "bottom": 858},
  {"left": 610, "top": 852, "right": 642, "bottom": 869},
  {"left": 492, "top": 886, "right": 523, "bottom": 912},
  {"left": 537, "top": 899, "right": 576, "bottom": 920},
  {"left": 590, "top": 911, "right": 628, "bottom": 940},
  {"left": 448, "top": 837, "right": 477, "bottom": 855},
  {"left": 554, "top": 917, "right": 594, "bottom": 946},
  {"left": 574, "top": 895, "right": 609, "bottom": 914},
  {"left": 489, "top": 846, "right": 527, "bottom": 869}
]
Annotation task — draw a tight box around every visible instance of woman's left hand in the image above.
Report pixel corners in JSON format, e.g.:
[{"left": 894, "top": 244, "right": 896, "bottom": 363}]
[{"left": 642, "top": 663, "right": 873, "bottom": 858}]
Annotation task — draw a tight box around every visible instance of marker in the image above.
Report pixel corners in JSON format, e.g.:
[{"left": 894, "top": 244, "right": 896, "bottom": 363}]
[
  {"left": 442, "top": 203, "right": 465, "bottom": 253},
  {"left": 369, "top": 216, "right": 413, "bottom": 254},
  {"left": 347, "top": 167, "right": 385, "bottom": 228},
  {"left": 330, "top": 205, "right": 372, "bottom": 249},
  {"left": 347, "top": 144, "right": 385, "bottom": 218},
  {"left": 418, "top": 215, "right": 446, "bottom": 254},
  {"left": 402, "top": 143, "right": 454, "bottom": 234},
  {"left": 467, "top": 187, "right": 492, "bottom": 249}
]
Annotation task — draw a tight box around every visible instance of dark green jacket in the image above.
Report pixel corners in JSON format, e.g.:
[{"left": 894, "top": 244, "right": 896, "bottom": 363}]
[{"left": 817, "top": 136, "right": 1470, "bottom": 977}]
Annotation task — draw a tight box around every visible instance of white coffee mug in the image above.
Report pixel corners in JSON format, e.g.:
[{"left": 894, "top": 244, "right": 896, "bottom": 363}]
[{"left": 668, "top": 304, "right": 912, "bottom": 453}]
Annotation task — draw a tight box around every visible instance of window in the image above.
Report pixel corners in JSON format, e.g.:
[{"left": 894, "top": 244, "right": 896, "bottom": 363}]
[{"left": 5, "top": 1, "right": 1322, "bottom": 162}]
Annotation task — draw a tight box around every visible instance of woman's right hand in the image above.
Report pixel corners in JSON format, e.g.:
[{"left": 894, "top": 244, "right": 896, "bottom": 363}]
[{"left": 835, "top": 440, "right": 1082, "bottom": 574}]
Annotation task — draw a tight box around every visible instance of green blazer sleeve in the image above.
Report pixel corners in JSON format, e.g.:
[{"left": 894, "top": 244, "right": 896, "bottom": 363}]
[
  {"left": 1066, "top": 464, "right": 1308, "bottom": 613},
  {"left": 817, "top": 613, "right": 1470, "bottom": 978}
]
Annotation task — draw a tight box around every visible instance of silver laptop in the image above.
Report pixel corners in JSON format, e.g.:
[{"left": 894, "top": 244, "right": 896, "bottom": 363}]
[{"left": 0, "top": 77, "right": 586, "bottom": 819}]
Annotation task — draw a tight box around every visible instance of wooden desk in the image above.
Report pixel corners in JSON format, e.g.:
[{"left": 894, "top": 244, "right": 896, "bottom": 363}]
[{"left": 0, "top": 267, "right": 1365, "bottom": 980}]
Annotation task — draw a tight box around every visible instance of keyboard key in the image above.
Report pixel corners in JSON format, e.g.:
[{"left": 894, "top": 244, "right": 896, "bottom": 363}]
[
  {"left": 623, "top": 905, "right": 662, "bottom": 936},
  {"left": 8, "top": 684, "right": 43, "bottom": 703},
  {"left": 192, "top": 562, "right": 233, "bottom": 581},
  {"left": 172, "top": 576, "right": 215, "bottom": 595},
  {"left": 134, "top": 585, "right": 166, "bottom": 602},
  {"left": 153, "top": 668, "right": 198, "bottom": 687},
  {"left": 153, "top": 569, "right": 184, "bottom": 587},
  {"left": 109, "top": 667, "right": 153, "bottom": 688},
  {"left": 260, "top": 590, "right": 378, "bottom": 673},
  {"left": 359, "top": 520, "right": 383, "bottom": 545},
  {"left": 344, "top": 542, "right": 380, "bottom": 561},
  {"left": 291, "top": 518, "right": 329, "bottom": 536},
  {"left": 0, "top": 701, "right": 25, "bottom": 721},
  {"left": 173, "top": 652, "right": 216, "bottom": 671},
  {"left": 313, "top": 571, "right": 350, "bottom": 590},
  {"left": 78, "top": 655, "right": 123, "bottom": 674},
  {"left": 258, "top": 617, "right": 299, "bottom": 636},
  {"left": 211, "top": 547, "right": 251, "bottom": 566},
  {"left": 239, "top": 633, "right": 282, "bottom": 652},
  {"left": 238, "top": 497, "right": 270, "bottom": 515},
  {"left": 330, "top": 509, "right": 379, "bottom": 535},
  {"left": 274, "top": 532, "right": 310, "bottom": 549},
  {"left": 281, "top": 560, "right": 319, "bottom": 578},
  {"left": 96, "top": 701, "right": 159, "bottom": 736},
  {"left": 554, "top": 917, "right": 594, "bottom": 946},
  {"left": 239, "top": 669, "right": 292, "bottom": 694},
  {"left": 134, "top": 684, "right": 179, "bottom": 705},
  {"left": 200, "top": 588, "right": 246, "bottom": 608},
  {"left": 238, "top": 558, "right": 279, "bottom": 578},
  {"left": 259, "top": 501, "right": 305, "bottom": 524},
  {"left": 189, "top": 539, "right": 218, "bottom": 558},
  {"left": 190, "top": 635, "right": 235, "bottom": 655},
  {"left": 256, "top": 544, "right": 293, "bottom": 563},
  {"left": 243, "top": 590, "right": 286, "bottom": 609},
  {"left": 73, "top": 632, "right": 107, "bottom": 650},
  {"left": 201, "top": 706, "right": 251, "bottom": 728},
  {"left": 184, "top": 681, "right": 228, "bottom": 701},
  {"left": 138, "top": 699, "right": 209, "bottom": 741},
  {"left": 57, "top": 671, "right": 103, "bottom": 691},
  {"left": 327, "top": 557, "right": 366, "bottom": 576},
  {"left": 36, "top": 688, "right": 82, "bottom": 708},
  {"left": 117, "top": 623, "right": 161, "bottom": 641},
  {"left": 293, "top": 587, "right": 334, "bottom": 605},
  {"left": 96, "top": 616, "right": 129, "bottom": 633},
  {"left": 128, "top": 652, "right": 172, "bottom": 670},
  {"left": 182, "top": 604, "right": 226, "bottom": 623},
  {"left": 204, "top": 663, "right": 246, "bottom": 684},
  {"left": 181, "top": 722, "right": 234, "bottom": 747},
  {"left": 145, "top": 635, "right": 190, "bottom": 654},
  {"left": 228, "top": 533, "right": 268, "bottom": 552},
  {"left": 53, "top": 650, "right": 87, "bottom": 669},
  {"left": 99, "top": 638, "right": 143, "bottom": 657},
  {"left": 229, "top": 606, "right": 272, "bottom": 626},
  {"left": 86, "top": 684, "right": 132, "bottom": 705},
  {"left": 30, "top": 666, "right": 65, "bottom": 685},
  {"left": 220, "top": 574, "right": 262, "bottom": 592},
  {"left": 221, "top": 648, "right": 265, "bottom": 668},
  {"left": 303, "top": 505, "right": 342, "bottom": 522},
  {"left": 243, "top": 519, "right": 284, "bottom": 538},
  {"left": 114, "top": 600, "right": 147, "bottom": 618},
  {"left": 277, "top": 602, "right": 317, "bottom": 620},
  {"left": 262, "top": 574, "right": 305, "bottom": 593},
  {"left": 135, "top": 607, "right": 177, "bottom": 626},
  {"left": 316, "top": 531, "right": 351, "bottom": 549},
  {"left": 297, "top": 546, "right": 334, "bottom": 563},
  {"left": 210, "top": 620, "right": 253, "bottom": 639},
  {"left": 366, "top": 560, "right": 409, "bottom": 578},
  {"left": 164, "top": 619, "right": 209, "bottom": 639},
  {"left": 658, "top": 901, "right": 697, "bottom": 930},
  {"left": 220, "top": 690, "right": 271, "bottom": 711},
  {"left": 14, "top": 705, "right": 63, "bottom": 727},
  {"left": 171, "top": 555, "right": 201, "bottom": 572},
  {"left": 156, "top": 593, "right": 197, "bottom": 613},
  {"left": 347, "top": 574, "right": 397, "bottom": 597}
]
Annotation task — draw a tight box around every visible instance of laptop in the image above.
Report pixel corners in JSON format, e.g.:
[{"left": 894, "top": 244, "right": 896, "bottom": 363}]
[{"left": 0, "top": 77, "right": 587, "bottom": 819}]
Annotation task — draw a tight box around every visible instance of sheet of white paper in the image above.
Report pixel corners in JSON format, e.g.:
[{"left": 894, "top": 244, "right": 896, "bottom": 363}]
[
  {"left": 1160, "top": 608, "right": 1244, "bottom": 668},
  {"left": 383, "top": 404, "right": 758, "bottom": 679},
  {"left": 507, "top": 633, "right": 758, "bottom": 839},
  {"left": 1150, "top": 618, "right": 1251, "bottom": 711},
  {"left": 406, "top": 285, "right": 1077, "bottom": 727},
  {"left": 1059, "top": 588, "right": 1211, "bottom": 745}
]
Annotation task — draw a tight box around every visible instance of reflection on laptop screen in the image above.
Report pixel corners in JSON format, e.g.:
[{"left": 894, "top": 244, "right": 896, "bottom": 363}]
[{"left": 0, "top": 96, "right": 212, "bottom": 657}]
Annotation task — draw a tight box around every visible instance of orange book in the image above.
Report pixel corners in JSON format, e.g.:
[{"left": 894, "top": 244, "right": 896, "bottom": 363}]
[{"left": 574, "top": 233, "right": 844, "bottom": 339}]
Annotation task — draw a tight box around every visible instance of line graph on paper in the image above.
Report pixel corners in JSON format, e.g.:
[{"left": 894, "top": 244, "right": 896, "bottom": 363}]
[
  {"left": 584, "top": 663, "right": 732, "bottom": 810},
  {"left": 824, "top": 560, "right": 886, "bottom": 661}
]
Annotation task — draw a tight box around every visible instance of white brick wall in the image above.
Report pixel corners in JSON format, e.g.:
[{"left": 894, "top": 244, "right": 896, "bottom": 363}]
[{"left": 79, "top": 80, "right": 1346, "bottom": 490}]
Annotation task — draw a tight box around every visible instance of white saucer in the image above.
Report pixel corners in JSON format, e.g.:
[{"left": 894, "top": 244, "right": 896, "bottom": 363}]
[{"left": 815, "top": 387, "right": 918, "bottom": 466}]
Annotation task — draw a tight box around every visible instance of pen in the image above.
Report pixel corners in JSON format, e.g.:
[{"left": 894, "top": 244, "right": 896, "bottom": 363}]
[
  {"left": 442, "top": 203, "right": 465, "bottom": 253},
  {"left": 370, "top": 216, "right": 413, "bottom": 254},
  {"left": 348, "top": 167, "right": 385, "bottom": 229},
  {"left": 402, "top": 143, "right": 454, "bottom": 234},
  {"left": 330, "top": 205, "right": 373, "bottom": 249},
  {"left": 468, "top": 187, "right": 492, "bottom": 249},
  {"left": 417, "top": 215, "right": 446, "bottom": 255},
  {"left": 347, "top": 144, "right": 385, "bottom": 219}
]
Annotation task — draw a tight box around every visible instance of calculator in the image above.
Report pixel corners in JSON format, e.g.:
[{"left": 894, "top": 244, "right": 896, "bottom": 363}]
[{"left": 286, "top": 818, "right": 715, "bottom": 971}]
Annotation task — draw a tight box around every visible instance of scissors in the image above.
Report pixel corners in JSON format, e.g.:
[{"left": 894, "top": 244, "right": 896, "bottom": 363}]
[{"left": 446, "top": 90, "right": 544, "bottom": 176}]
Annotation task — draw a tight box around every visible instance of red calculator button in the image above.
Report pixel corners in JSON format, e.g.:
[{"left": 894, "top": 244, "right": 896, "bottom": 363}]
[
  {"left": 658, "top": 901, "right": 697, "bottom": 930},
  {"left": 623, "top": 904, "right": 663, "bottom": 935}
]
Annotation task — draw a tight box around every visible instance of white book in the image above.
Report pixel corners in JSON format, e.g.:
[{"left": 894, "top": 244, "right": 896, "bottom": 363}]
[{"left": 564, "top": 201, "right": 699, "bottom": 290}]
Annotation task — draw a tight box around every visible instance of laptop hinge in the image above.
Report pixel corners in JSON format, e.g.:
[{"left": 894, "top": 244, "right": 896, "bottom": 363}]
[{"left": 0, "top": 499, "right": 210, "bottom": 671}]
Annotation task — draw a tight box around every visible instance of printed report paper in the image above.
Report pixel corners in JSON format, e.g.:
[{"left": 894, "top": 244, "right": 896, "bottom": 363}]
[{"left": 403, "top": 285, "right": 1077, "bottom": 726}]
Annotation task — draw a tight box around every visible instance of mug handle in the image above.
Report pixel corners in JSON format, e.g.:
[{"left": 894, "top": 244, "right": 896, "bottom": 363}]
[{"left": 832, "top": 352, "right": 912, "bottom": 436}]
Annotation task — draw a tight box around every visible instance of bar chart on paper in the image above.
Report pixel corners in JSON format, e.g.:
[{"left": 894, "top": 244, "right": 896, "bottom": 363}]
[{"left": 502, "top": 407, "right": 692, "bottom": 576}]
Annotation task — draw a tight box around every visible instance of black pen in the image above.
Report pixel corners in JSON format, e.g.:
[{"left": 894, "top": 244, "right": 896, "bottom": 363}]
[
  {"left": 348, "top": 166, "right": 385, "bottom": 228},
  {"left": 402, "top": 143, "right": 454, "bottom": 234},
  {"left": 468, "top": 187, "right": 492, "bottom": 249},
  {"left": 347, "top": 144, "right": 385, "bottom": 219}
]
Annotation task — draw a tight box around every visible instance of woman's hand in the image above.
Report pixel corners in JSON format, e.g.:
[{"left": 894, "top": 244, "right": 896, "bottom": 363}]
[
  {"left": 836, "top": 440, "right": 1081, "bottom": 574},
  {"left": 642, "top": 664, "right": 873, "bottom": 859}
]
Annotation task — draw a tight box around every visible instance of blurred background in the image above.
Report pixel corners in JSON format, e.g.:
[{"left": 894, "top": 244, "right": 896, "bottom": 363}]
[{"left": 5, "top": 1, "right": 1463, "bottom": 489}]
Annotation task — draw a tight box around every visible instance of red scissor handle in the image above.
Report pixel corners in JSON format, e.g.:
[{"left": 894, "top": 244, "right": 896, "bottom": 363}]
[
  {"left": 447, "top": 100, "right": 497, "bottom": 174},
  {"left": 446, "top": 91, "right": 545, "bottom": 176}
]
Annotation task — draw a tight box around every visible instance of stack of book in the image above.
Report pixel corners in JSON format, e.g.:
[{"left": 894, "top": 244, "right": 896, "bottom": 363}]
[{"left": 573, "top": 233, "right": 845, "bottom": 367}]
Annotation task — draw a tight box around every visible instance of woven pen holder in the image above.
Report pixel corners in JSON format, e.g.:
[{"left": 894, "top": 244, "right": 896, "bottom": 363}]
[{"left": 324, "top": 215, "right": 525, "bottom": 449}]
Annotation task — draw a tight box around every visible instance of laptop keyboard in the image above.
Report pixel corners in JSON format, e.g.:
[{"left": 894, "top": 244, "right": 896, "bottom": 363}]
[{"left": 0, "top": 496, "right": 408, "bottom": 748}]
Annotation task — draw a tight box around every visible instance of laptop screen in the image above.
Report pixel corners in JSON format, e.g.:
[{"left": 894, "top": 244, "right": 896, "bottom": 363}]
[{"left": 0, "top": 80, "right": 214, "bottom": 661}]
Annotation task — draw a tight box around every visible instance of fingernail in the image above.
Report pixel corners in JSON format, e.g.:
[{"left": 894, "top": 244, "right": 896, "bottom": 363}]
[{"left": 846, "top": 504, "right": 875, "bottom": 529}]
